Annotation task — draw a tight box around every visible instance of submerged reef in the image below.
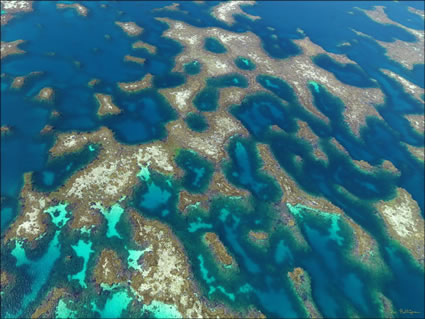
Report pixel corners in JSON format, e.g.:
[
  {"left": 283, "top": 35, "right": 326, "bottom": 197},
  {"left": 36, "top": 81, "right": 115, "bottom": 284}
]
[
  {"left": 211, "top": 1, "right": 260, "bottom": 26},
  {"left": 287, "top": 267, "right": 321, "bottom": 318},
  {"left": 56, "top": 3, "right": 88, "bottom": 17},
  {"left": 118, "top": 73, "right": 152, "bottom": 93},
  {"left": 376, "top": 188, "right": 424, "bottom": 266},
  {"left": 360, "top": 6, "right": 424, "bottom": 70},
  {"left": 34, "top": 87, "right": 55, "bottom": 103},
  {"left": 10, "top": 71, "right": 43, "bottom": 90},
  {"left": 0, "top": 0, "right": 33, "bottom": 25},
  {"left": 158, "top": 17, "right": 385, "bottom": 136},
  {"left": 115, "top": 21, "right": 144, "bottom": 37},
  {"left": 1, "top": 1, "right": 424, "bottom": 318},
  {"left": 132, "top": 40, "right": 157, "bottom": 55},
  {"left": 94, "top": 93, "right": 122, "bottom": 117},
  {"left": 1, "top": 40, "right": 26, "bottom": 59}
]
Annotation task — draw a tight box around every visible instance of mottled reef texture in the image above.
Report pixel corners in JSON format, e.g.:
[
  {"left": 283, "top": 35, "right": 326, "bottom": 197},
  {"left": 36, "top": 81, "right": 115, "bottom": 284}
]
[
  {"left": 360, "top": 6, "right": 424, "bottom": 70},
  {"left": 203, "top": 232, "right": 238, "bottom": 269},
  {"left": 132, "top": 40, "right": 157, "bottom": 55},
  {"left": 288, "top": 267, "right": 322, "bottom": 319},
  {"left": 257, "top": 144, "right": 387, "bottom": 271},
  {"left": 376, "top": 187, "right": 425, "bottom": 266},
  {"left": 211, "top": 1, "right": 260, "bottom": 26},
  {"left": 129, "top": 211, "right": 262, "bottom": 318},
  {"left": 94, "top": 93, "right": 122, "bottom": 117},
  {"left": 1, "top": 1, "right": 33, "bottom": 26},
  {"left": 118, "top": 73, "right": 152, "bottom": 93},
  {"left": 124, "top": 54, "right": 146, "bottom": 65},
  {"left": 10, "top": 71, "right": 43, "bottom": 89},
  {"left": 34, "top": 87, "right": 55, "bottom": 103},
  {"left": 295, "top": 120, "right": 328, "bottom": 162},
  {"left": 1, "top": 40, "right": 26, "bottom": 59},
  {"left": 3, "top": 2, "right": 424, "bottom": 317},
  {"left": 156, "top": 17, "right": 384, "bottom": 136},
  {"left": 56, "top": 3, "right": 88, "bottom": 17},
  {"left": 31, "top": 288, "right": 68, "bottom": 319},
  {"left": 115, "top": 21, "right": 144, "bottom": 37},
  {"left": 93, "top": 249, "right": 126, "bottom": 287}
]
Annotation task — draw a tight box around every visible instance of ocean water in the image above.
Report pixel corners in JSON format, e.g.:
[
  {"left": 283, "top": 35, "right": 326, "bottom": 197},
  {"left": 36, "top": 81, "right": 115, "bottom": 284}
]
[{"left": 1, "top": 1, "right": 424, "bottom": 318}]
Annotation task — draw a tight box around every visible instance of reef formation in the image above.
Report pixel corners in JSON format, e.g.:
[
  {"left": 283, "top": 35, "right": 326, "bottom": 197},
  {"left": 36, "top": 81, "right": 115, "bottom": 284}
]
[{"left": 1, "top": 1, "right": 424, "bottom": 319}]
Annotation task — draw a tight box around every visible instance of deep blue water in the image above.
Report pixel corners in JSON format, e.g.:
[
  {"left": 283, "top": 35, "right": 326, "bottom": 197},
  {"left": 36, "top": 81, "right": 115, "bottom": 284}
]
[
  {"left": 185, "top": 112, "right": 209, "bottom": 132},
  {"left": 1, "top": 1, "right": 424, "bottom": 318}
]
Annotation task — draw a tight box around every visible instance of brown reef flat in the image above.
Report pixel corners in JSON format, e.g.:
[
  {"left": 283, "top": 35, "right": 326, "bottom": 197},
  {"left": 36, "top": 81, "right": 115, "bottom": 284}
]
[
  {"left": 257, "top": 143, "right": 387, "bottom": 271},
  {"left": 31, "top": 288, "right": 68, "bottom": 319},
  {"left": 211, "top": 1, "right": 260, "bottom": 26},
  {"left": 1, "top": 1, "right": 33, "bottom": 26},
  {"left": 157, "top": 17, "right": 385, "bottom": 136},
  {"left": 115, "top": 21, "right": 143, "bottom": 37},
  {"left": 380, "top": 69, "right": 425, "bottom": 103},
  {"left": 129, "top": 211, "right": 260, "bottom": 318},
  {"left": 1, "top": 40, "right": 26, "bottom": 59},
  {"left": 56, "top": 3, "right": 88, "bottom": 17},
  {"left": 10, "top": 71, "right": 43, "bottom": 89},
  {"left": 34, "top": 87, "right": 55, "bottom": 103},
  {"left": 296, "top": 120, "right": 328, "bottom": 162},
  {"left": 132, "top": 40, "right": 157, "bottom": 54},
  {"left": 288, "top": 267, "right": 322, "bottom": 319},
  {"left": 376, "top": 187, "right": 425, "bottom": 267},
  {"left": 404, "top": 143, "right": 424, "bottom": 162},
  {"left": 93, "top": 249, "right": 126, "bottom": 286},
  {"left": 118, "top": 73, "right": 153, "bottom": 93},
  {"left": 203, "top": 232, "right": 237, "bottom": 269},
  {"left": 124, "top": 54, "right": 146, "bottom": 65},
  {"left": 94, "top": 93, "right": 122, "bottom": 117},
  {"left": 359, "top": 6, "right": 424, "bottom": 70}
]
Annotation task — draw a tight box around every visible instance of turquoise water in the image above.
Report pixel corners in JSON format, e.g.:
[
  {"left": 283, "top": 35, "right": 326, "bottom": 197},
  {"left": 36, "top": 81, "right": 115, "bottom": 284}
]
[
  {"left": 140, "top": 181, "right": 172, "bottom": 210},
  {"left": 55, "top": 299, "right": 77, "bottom": 319},
  {"left": 1, "top": 1, "right": 424, "bottom": 318},
  {"left": 94, "top": 202, "right": 125, "bottom": 239},
  {"left": 67, "top": 239, "right": 94, "bottom": 288},
  {"left": 44, "top": 203, "right": 71, "bottom": 228},
  {"left": 127, "top": 247, "right": 151, "bottom": 271},
  {"left": 92, "top": 289, "right": 132, "bottom": 318}
]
